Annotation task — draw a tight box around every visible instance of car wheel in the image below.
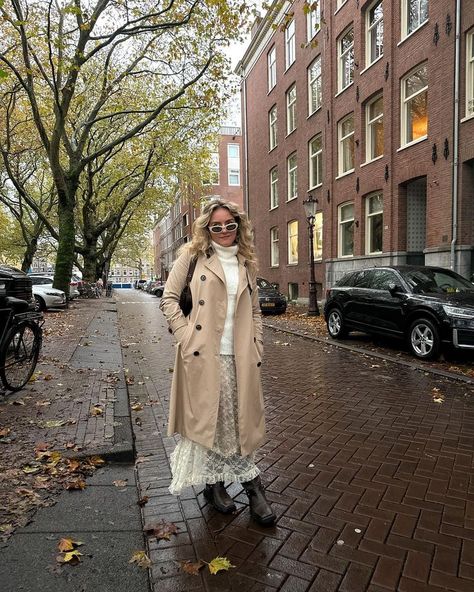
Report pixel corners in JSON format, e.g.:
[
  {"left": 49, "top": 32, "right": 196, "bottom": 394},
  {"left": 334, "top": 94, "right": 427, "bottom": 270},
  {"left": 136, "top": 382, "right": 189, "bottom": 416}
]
[
  {"left": 326, "top": 308, "right": 347, "bottom": 339},
  {"left": 408, "top": 318, "right": 440, "bottom": 360},
  {"left": 34, "top": 295, "right": 46, "bottom": 312}
]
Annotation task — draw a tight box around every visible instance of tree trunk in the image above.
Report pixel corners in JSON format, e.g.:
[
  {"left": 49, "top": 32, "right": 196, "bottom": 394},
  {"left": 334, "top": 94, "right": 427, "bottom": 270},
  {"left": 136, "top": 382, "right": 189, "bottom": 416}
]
[
  {"left": 21, "top": 238, "right": 38, "bottom": 273},
  {"left": 53, "top": 194, "right": 75, "bottom": 297},
  {"left": 82, "top": 238, "right": 99, "bottom": 283}
]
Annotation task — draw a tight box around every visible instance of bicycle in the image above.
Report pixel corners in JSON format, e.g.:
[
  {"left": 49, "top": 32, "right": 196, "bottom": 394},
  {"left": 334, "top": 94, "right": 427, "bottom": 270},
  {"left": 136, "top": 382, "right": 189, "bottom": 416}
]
[
  {"left": 0, "top": 297, "right": 43, "bottom": 392},
  {"left": 78, "top": 282, "right": 100, "bottom": 299}
]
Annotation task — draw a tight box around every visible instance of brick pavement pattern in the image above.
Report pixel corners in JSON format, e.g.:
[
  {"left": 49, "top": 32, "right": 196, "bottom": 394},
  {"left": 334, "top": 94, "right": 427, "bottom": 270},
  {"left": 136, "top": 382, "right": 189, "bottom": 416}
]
[{"left": 117, "top": 290, "right": 474, "bottom": 592}]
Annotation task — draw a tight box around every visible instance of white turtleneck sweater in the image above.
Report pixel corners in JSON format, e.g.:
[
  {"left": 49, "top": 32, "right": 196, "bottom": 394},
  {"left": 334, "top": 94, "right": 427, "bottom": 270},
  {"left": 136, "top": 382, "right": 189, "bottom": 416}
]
[{"left": 212, "top": 241, "right": 239, "bottom": 355}]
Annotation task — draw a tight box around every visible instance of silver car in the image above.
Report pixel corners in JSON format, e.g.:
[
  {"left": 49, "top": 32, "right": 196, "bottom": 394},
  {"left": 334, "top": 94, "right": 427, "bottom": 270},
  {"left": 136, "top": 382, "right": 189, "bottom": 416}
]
[{"left": 30, "top": 276, "right": 67, "bottom": 311}]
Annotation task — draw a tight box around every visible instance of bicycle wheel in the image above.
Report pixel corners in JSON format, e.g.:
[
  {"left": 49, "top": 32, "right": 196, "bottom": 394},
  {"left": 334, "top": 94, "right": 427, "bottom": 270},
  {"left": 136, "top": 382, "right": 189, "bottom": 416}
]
[{"left": 0, "top": 321, "right": 42, "bottom": 391}]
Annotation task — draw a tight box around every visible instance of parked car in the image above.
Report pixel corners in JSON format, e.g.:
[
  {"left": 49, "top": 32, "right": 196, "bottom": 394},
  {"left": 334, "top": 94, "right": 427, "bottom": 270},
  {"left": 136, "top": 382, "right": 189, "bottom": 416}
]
[
  {"left": 324, "top": 265, "right": 474, "bottom": 360},
  {"left": 135, "top": 279, "right": 147, "bottom": 290},
  {"left": 29, "top": 276, "right": 67, "bottom": 311},
  {"left": 151, "top": 281, "right": 166, "bottom": 297},
  {"left": 257, "top": 277, "right": 287, "bottom": 315},
  {"left": 0, "top": 265, "right": 34, "bottom": 309},
  {"left": 28, "top": 272, "right": 80, "bottom": 299}
]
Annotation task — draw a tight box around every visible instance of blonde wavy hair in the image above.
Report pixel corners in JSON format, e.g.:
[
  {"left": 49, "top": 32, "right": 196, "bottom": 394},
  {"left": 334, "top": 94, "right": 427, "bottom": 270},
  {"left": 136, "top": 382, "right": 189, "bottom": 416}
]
[{"left": 180, "top": 199, "right": 257, "bottom": 268}]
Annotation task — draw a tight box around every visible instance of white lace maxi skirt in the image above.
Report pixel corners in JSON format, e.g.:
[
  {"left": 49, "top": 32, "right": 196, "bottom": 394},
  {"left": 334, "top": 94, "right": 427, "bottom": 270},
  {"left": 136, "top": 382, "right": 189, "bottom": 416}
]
[{"left": 169, "top": 354, "right": 260, "bottom": 495}]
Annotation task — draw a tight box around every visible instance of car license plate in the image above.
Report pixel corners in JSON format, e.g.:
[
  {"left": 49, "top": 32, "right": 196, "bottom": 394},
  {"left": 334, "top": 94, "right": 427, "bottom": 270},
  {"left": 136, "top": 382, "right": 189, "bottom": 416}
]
[{"left": 261, "top": 302, "right": 275, "bottom": 308}]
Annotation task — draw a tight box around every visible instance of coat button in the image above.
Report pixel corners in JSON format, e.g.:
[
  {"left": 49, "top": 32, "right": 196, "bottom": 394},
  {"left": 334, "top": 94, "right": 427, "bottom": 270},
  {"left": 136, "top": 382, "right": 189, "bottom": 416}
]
[
  {"left": 168, "top": 328, "right": 173, "bottom": 334},
  {"left": 196, "top": 324, "right": 202, "bottom": 330},
  {"left": 200, "top": 275, "right": 206, "bottom": 281},
  {"left": 199, "top": 299, "right": 205, "bottom": 305},
  {"left": 193, "top": 351, "right": 200, "bottom": 356},
  {"left": 257, "top": 361, "right": 262, "bottom": 367}
]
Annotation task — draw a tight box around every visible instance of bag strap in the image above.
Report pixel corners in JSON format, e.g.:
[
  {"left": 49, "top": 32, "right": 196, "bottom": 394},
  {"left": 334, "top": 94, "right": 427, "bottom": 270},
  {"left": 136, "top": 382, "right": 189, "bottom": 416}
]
[{"left": 185, "top": 256, "right": 197, "bottom": 286}]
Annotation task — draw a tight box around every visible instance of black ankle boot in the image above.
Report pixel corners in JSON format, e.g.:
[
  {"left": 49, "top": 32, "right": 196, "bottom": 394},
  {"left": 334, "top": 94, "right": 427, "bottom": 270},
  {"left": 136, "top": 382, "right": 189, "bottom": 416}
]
[
  {"left": 242, "top": 476, "right": 276, "bottom": 526},
  {"left": 204, "top": 482, "right": 236, "bottom": 514}
]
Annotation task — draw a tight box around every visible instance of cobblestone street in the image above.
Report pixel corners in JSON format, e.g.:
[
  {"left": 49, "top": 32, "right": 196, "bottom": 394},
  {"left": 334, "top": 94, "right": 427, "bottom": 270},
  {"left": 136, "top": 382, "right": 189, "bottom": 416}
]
[{"left": 118, "top": 289, "right": 474, "bottom": 592}]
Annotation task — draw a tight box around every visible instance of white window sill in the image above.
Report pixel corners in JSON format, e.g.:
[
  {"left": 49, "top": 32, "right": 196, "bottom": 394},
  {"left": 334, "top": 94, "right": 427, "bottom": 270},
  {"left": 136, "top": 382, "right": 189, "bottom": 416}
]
[
  {"left": 338, "top": 254, "right": 354, "bottom": 259},
  {"left": 335, "top": 169, "right": 355, "bottom": 180},
  {"left": 365, "top": 251, "right": 383, "bottom": 256},
  {"left": 307, "top": 106, "right": 321, "bottom": 119},
  {"left": 398, "top": 19, "right": 429, "bottom": 47},
  {"left": 335, "top": 81, "right": 354, "bottom": 98},
  {"left": 461, "top": 113, "right": 474, "bottom": 123},
  {"left": 397, "top": 136, "right": 427, "bottom": 152},
  {"left": 360, "top": 54, "right": 384, "bottom": 76},
  {"left": 286, "top": 196, "right": 298, "bottom": 203},
  {"left": 284, "top": 61, "right": 295, "bottom": 74},
  {"left": 307, "top": 28, "right": 321, "bottom": 43},
  {"left": 269, "top": 205, "right": 279, "bottom": 211},
  {"left": 360, "top": 155, "right": 384, "bottom": 168},
  {"left": 267, "top": 85, "right": 276, "bottom": 96},
  {"left": 268, "top": 146, "right": 277, "bottom": 154},
  {"left": 285, "top": 129, "right": 296, "bottom": 139},
  {"left": 287, "top": 263, "right": 299, "bottom": 266},
  {"left": 270, "top": 265, "right": 280, "bottom": 268},
  {"left": 334, "top": 1, "right": 348, "bottom": 15},
  {"left": 308, "top": 183, "right": 323, "bottom": 191}
]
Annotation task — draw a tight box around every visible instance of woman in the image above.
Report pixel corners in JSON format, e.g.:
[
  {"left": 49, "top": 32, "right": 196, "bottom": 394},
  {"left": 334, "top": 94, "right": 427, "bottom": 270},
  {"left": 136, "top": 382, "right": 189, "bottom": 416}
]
[{"left": 159, "top": 199, "right": 275, "bottom": 526}]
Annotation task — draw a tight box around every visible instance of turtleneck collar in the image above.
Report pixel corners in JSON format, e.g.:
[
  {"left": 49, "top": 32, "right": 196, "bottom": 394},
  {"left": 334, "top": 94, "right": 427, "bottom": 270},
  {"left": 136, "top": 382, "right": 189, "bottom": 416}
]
[{"left": 212, "top": 241, "right": 239, "bottom": 259}]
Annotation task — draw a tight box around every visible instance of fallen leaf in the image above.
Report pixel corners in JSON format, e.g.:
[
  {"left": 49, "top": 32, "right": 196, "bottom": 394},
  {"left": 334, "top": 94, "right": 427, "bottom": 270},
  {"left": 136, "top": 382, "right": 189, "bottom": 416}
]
[
  {"left": 129, "top": 550, "right": 151, "bottom": 568},
  {"left": 207, "top": 556, "right": 235, "bottom": 575},
  {"left": 87, "top": 456, "right": 105, "bottom": 467},
  {"left": 43, "top": 374, "right": 54, "bottom": 381},
  {"left": 131, "top": 403, "right": 143, "bottom": 411},
  {"left": 22, "top": 464, "right": 41, "bottom": 474},
  {"left": 0, "top": 427, "right": 11, "bottom": 438},
  {"left": 137, "top": 496, "right": 149, "bottom": 507},
  {"left": 180, "top": 559, "right": 205, "bottom": 575},
  {"left": 58, "top": 538, "right": 84, "bottom": 552},
  {"left": 113, "top": 480, "right": 128, "bottom": 488},
  {"left": 64, "top": 478, "right": 87, "bottom": 490},
  {"left": 90, "top": 405, "right": 104, "bottom": 416},
  {"left": 57, "top": 550, "right": 83, "bottom": 564},
  {"left": 144, "top": 520, "right": 179, "bottom": 540}
]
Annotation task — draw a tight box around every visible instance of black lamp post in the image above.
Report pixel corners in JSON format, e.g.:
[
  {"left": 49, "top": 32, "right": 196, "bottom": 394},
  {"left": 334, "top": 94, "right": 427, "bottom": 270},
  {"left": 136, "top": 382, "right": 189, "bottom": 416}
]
[{"left": 302, "top": 194, "right": 320, "bottom": 316}]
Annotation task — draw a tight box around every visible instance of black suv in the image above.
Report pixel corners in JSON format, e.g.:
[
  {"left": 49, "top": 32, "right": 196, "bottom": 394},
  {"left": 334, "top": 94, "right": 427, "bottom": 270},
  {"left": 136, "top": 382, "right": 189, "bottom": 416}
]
[
  {"left": 0, "top": 265, "right": 34, "bottom": 306},
  {"left": 257, "top": 277, "right": 287, "bottom": 315},
  {"left": 324, "top": 265, "right": 474, "bottom": 360}
]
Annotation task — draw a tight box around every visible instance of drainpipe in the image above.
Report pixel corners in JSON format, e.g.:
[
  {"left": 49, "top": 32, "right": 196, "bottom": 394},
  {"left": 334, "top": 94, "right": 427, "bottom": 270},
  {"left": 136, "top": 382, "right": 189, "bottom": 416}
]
[{"left": 450, "top": 0, "right": 461, "bottom": 271}]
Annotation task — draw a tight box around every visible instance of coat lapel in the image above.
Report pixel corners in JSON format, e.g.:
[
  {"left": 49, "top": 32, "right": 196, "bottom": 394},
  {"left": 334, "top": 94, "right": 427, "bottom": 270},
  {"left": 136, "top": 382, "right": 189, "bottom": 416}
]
[{"left": 203, "top": 252, "right": 226, "bottom": 285}]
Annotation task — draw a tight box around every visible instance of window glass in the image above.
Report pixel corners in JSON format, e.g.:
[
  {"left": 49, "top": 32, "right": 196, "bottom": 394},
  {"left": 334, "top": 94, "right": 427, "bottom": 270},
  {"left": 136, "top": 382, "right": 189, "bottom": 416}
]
[
  {"left": 285, "top": 20, "right": 295, "bottom": 69},
  {"left": 366, "top": 193, "right": 383, "bottom": 254},
  {"left": 313, "top": 212, "right": 323, "bottom": 259},
  {"left": 286, "top": 85, "right": 297, "bottom": 134},
  {"left": 308, "top": 56, "right": 322, "bottom": 115},
  {"left": 368, "top": 269, "right": 397, "bottom": 290},
  {"left": 367, "top": 0, "right": 383, "bottom": 65},
  {"left": 268, "top": 46, "right": 276, "bottom": 91},
  {"left": 288, "top": 220, "right": 299, "bottom": 264},
  {"left": 467, "top": 31, "right": 474, "bottom": 116},
  {"left": 271, "top": 227, "right": 279, "bottom": 266},
  {"left": 270, "top": 167, "right": 279, "bottom": 209},
  {"left": 339, "top": 114, "right": 354, "bottom": 174},
  {"left": 309, "top": 134, "right": 323, "bottom": 188},
  {"left": 307, "top": 3, "right": 321, "bottom": 40},
  {"left": 367, "top": 96, "right": 384, "bottom": 160},
  {"left": 339, "top": 27, "right": 354, "bottom": 91},
  {"left": 227, "top": 144, "right": 240, "bottom": 185},
  {"left": 402, "top": 64, "right": 428, "bottom": 144},
  {"left": 269, "top": 106, "right": 277, "bottom": 150},
  {"left": 407, "top": 0, "right": 428, "bottom": 36},
  {"left": 287, "top": 153, "right": 297, "bottom": 200},
  {"left": 339, "top": 202, "right": 354, "bottom": 257}
]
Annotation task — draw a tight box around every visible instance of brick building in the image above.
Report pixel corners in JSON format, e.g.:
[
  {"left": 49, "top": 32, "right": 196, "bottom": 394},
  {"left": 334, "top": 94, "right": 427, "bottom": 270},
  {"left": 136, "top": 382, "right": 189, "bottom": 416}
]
[
  {"left": 237, "top": 0, "right": 474, "bottom": 302},
  {"left": 153, "top": 128, "right": 244, "bottom": 279}
]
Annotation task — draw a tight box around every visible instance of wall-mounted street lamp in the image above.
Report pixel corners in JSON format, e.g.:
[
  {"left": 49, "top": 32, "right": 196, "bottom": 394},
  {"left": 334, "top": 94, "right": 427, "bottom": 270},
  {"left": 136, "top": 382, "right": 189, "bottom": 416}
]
[{"left": 302, "top": 194, "right": 320, "bottom": 316}]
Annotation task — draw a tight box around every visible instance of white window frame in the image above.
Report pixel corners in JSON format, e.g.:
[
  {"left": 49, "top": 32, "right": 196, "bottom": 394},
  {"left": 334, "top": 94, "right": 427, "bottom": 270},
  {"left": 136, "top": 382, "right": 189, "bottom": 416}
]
[
  {"left": 268, "top": 46, "right": 276, "bottom": 92},
  {"left": 285, "top": 19, "right": 295, "bottom": 69},
  {"left": 307, "top": 2, "right": 321, "bottom": 41},
  {"left": 338, "top": 202, "right": 355, "bottom": 258},
  {"left": 287, "top": 220, "right": 299, "bottom": 265},
  {"left": 287, "top": 152, "right": 297, "bottom": 201},
  {"left": 227, "top": 144, "right": 240, "bottom": 186},
  {"left": 286, "top": 85, "right": 297, "bottom": 135},
  {"left": 467, "top": 31, "right": 474, "bottom": 117},
  {"left": 401, "top": 63, "right": 428, "bottom": 146},
  {"left": 269, "top": 106, "right": 277, "bottom": 150},
  {"left": 308, "top": 56, "right": 322, "bottom": 116},
  {"left": 270, "top": 227, "right": 279, "bottom": 267},
  {"left": 313, "top": 212, "right": 323, "bottom": 260},
  {"left": 338, "top": 26, "right": 354, "bottom": 92},
  {"left": 402, "top": 0, "right": 428, "bottom": 39},
  {"left": 210, "top": 151, "right": 219, "bottom": 185},
  {"left": 309, "top": 134, "right": 323, "bottom": 189},
  {"left": 365, "top": 192, "right": 384, "bottom": 254},
  {"left": 338, "top": 114, "right": 355, "bottom": 176},
  {"left": 366, "top": 94, "right": 384, "bottom": 162},
  {"left": 270, "top": 167, "right": 279, "bottom": 209},
  {"left": 336, "top": 0, "right": 348, "bottom": 10},
  {"left": 366, "top": 0, "right": 383, "bottom": 67}
]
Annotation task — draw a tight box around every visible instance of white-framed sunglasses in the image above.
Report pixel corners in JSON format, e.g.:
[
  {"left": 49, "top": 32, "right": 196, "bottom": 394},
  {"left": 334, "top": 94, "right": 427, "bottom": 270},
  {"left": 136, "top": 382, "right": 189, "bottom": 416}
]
[{"left": 208, "top": 222, "right": 239, "bottom": 234}]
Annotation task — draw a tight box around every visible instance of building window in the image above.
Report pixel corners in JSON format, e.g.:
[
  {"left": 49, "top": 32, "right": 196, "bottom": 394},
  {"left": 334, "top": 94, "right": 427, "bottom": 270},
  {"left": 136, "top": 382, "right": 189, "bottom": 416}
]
[
  {"left": 307, "top": 2, "right": 320, "bottom": 41},
  {"left": 336, "top": 0, "right": 348, "bottom": 9},
  {"left": 308, "top": 56, "right": 322, "bottom": 115},
  {"left": 270, "top": 227, "right": 279, "bottom": 266},
  {"left": 288, "top": 220, "right": 298, "bottom": 264},
  {"left": 366, "top": 193, "right": 383, "bottom": 254},
  {"left": 270, "top": 167, "right": 278, "bottom": 209},
  {"left": 285, "top": 19, "right": 295, "bottom": 69},
  {"left": 338, "top": 114, "right": 354, "bottom": 175},
  {"left": 402, "top": 0, "right": 428, "bottom": 38},
  {"left": 401, "top": 64, "right": 428, "bottom": 146},
  {"left": 309, "top": 134, "right": 323, "bottom": 189},
  {"left": 467, "top": 31, "right": 474, "bottom": 117},
  {"left": 269, "top": 106, "right": 277, "bottom": 150},
  {"left": 366, "top": 95, "right": 383, "bottom": 161},
  {"left": 287, "top": 152, "right": 297, "bottom": 201},
  {"left": 366, "top": 0, "right": 383, "bottom": 66},
  {"left": 338, "top": 26, "right": 354, "bottom": 92},
  {"left": 313, "top": 212, "right": 323, "bottom": 260},
  {"left": 227, "top": 144, "right": 240, "bottom": 185},
  {"left": 286, "top": 85, "right": 297, "bottom": 134},
  {"left": 268, "top": 46, "right": 276, "bottom": 91},
  {"left": 338, "top": 202, "right": 354, "bottom": 257}
]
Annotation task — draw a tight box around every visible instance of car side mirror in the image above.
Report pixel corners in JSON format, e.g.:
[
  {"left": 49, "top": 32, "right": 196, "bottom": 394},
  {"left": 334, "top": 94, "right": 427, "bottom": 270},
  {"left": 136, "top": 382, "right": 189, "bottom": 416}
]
[{"left": 388, "top": 283, "right": 403, "bottom": 295}]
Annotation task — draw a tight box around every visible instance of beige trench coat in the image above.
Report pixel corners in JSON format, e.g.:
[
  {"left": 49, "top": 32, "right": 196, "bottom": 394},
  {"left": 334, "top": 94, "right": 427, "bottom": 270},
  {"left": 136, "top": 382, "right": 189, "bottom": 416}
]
[{"left": 159, "top": 248, "right": 265, "bottom": 457}]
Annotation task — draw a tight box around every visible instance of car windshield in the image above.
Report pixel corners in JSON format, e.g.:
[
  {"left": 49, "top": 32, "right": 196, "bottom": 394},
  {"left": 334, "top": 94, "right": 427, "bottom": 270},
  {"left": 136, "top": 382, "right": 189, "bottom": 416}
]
[
  {"left": 402, "top": 269, "right": 474, "bottom": 295},
  {"left": 257, "top": 278, "right": 272, "bottom": 289}
]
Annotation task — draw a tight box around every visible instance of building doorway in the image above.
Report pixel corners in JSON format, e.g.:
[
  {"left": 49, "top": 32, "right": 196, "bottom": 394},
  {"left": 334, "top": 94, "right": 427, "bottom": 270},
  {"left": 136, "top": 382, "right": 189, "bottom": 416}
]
[{"left": 406, "top": 177, "right": 427, "bottom": 265}]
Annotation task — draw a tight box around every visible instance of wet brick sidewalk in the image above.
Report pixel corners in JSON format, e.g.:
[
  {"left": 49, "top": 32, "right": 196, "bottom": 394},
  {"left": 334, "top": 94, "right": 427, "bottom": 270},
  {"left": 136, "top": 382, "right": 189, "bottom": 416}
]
[{"left": 117, "top": 289, "right": 474, "bottom": 592}]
